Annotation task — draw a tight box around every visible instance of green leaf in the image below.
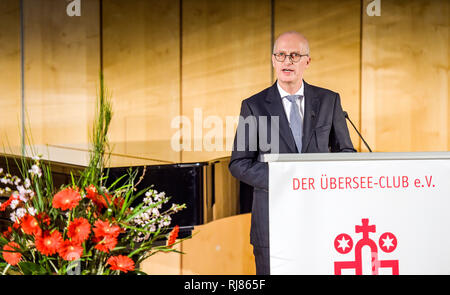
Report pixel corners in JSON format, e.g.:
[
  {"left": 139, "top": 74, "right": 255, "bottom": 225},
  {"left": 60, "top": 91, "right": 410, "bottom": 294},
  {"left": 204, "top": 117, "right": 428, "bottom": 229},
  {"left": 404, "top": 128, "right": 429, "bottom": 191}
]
[
  {"left": 120, "top": 223, "right": 154, "bottom": 234},
  {"left": 18, "top": 262, "right": 49, "bottom": 275},
  {"left": 34, "top": 181, "right": 44, "bottom": 212},
  {"left": 123, "top": 202, "right": 147, "bottom": 223},
  {"left": 107, "top": 174, "right": 127, "bottom": 191},
  {"left": 70, "top": 171, "right": 76, "bottom": 187},
  {"left": 119, "top": 187, "right": 135, "bottom": 217}
]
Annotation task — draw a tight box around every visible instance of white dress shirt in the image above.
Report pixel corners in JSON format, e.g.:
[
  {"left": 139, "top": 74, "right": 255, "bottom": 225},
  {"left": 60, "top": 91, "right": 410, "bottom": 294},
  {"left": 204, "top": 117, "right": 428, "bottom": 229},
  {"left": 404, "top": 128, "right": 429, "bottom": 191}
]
[{"left": 277, "top": 82, "right": 305, "bottom": 124}]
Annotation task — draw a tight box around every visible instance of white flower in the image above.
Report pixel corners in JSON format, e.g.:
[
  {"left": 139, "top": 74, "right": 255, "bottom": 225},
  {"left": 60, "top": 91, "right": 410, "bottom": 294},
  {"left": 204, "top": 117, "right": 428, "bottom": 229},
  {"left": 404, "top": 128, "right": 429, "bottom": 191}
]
[
  {"left": 15, "top": 207, "right": 27, "bottom": 219},
  {"left": 17, "top": 185, "right": 27, "bottom": 200},
  {"left": 0, "top": 168, "right": 3, "bottom": 174},
  {"left": 28, "top": 164, "right": 42, "bottom": 178},
  {"left": 11, "top": 191, "right": 19, "bottom": 199},
  {"left": 163, "top": 218, "right": 171, "bottom": 226},
  {"left": 32, "top": 155, "right": 42, "bottom": 161},
  {"left": 171, "top": 203, "right": 183, "bottom": 212},
  {"left": 27, "top": 207, "right": 37, "bottom": 216},
  {"left": 10, "top": 199, "right": 19, "bottom": 209},
  {"left": 24, "top": 178, "right": 31, "bottom": 188},
  {"left": 9, "top": 212, "right": 18, "bottom": 223},
  {"left": 19, "top": 194, "right": 29, "bottom": 203},
  {"left": 151, "top": 207, "right": 159, "bottom": 216}
]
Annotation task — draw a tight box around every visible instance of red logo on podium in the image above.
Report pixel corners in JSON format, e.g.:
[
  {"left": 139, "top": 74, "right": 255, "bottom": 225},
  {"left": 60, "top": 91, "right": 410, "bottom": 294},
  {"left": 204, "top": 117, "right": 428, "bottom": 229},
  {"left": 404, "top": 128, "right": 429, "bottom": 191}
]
[{"left": 334, "top": 218, "right": 399, "bottom": 275}]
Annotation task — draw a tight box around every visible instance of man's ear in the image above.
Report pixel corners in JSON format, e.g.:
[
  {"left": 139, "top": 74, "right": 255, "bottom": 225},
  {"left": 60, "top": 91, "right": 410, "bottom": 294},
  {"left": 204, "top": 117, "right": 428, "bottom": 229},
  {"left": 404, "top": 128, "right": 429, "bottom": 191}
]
[{"left": 305, "top": 56, "right": 311, "bottom": 67}]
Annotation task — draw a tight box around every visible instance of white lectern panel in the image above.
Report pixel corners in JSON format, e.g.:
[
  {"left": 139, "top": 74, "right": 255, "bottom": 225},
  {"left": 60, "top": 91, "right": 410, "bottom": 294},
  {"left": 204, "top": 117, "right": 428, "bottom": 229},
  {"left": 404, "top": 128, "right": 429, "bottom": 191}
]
[{"left": 267, "top": 152, "right": 450, "bottom": 275}]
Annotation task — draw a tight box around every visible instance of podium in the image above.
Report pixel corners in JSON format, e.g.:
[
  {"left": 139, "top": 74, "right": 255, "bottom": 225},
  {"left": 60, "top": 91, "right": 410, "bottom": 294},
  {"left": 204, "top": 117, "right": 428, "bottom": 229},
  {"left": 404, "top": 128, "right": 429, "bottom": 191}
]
[{"left": 262, "top": 152, "right": 450, "bottom": 275}]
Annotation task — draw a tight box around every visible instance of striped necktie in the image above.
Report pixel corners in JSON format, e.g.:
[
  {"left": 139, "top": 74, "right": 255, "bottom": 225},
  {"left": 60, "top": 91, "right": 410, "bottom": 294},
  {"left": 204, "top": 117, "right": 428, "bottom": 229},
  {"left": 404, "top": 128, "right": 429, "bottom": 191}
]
[{"left": 286, "top": 95, "right": 303, "bottom": 152}]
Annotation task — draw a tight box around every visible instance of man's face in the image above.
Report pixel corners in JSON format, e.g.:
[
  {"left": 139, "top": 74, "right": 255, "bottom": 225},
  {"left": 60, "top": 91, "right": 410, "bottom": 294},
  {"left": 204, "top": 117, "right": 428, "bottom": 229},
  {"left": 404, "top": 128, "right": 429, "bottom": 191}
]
[{"left": 272, "top": 34, "right": 310, "bottom": 86}]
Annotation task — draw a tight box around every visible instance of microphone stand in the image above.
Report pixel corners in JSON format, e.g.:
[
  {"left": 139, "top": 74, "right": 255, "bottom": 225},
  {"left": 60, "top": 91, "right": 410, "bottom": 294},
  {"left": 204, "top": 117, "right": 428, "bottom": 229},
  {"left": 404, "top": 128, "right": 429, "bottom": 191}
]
[{"left": 343, "top": 111, "right": 373, "bottom": 152}]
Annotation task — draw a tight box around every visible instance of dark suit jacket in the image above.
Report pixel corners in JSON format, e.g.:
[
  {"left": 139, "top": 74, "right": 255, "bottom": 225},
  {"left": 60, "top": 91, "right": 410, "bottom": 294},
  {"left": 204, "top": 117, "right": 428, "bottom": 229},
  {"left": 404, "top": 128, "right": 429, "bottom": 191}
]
[{"left": 229, "top": 80, "right": 356, "bottom": 247}]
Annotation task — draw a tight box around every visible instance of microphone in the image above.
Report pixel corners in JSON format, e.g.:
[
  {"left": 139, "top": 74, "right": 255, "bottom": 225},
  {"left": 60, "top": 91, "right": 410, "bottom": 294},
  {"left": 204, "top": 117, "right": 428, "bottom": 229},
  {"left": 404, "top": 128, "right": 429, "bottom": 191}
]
[{"left": 343, "top": 111, "right": 373, "bottom": 152}]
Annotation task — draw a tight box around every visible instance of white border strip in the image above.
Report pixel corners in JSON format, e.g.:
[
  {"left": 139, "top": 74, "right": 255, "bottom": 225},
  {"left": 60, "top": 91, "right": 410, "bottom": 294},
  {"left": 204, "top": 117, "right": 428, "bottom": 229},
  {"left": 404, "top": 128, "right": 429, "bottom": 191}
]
[{"left": 261, "top": 152, "right": 450, "bottom": 162}]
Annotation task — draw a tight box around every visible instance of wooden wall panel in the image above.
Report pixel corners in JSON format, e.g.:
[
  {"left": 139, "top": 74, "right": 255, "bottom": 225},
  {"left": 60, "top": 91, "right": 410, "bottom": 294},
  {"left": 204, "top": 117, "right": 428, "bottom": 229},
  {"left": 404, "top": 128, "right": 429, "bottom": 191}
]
[
  {"left": 139, "top": 214, "right": 254, "bottom": 275},
  {"left": 181, "top": 213, "right": 255, "bottom": 275},
  {"left": 275, "top": 0, "right": 362, "bottom": 151},
  {"left": 181, "top": 0, "right": 272, "bottom": 162},
  {"left": 102, "top": 0, "right": 180, "bottom": 166},
  {"left": 140, "top": 243, "right": 182, "bottom": 275},
  {"left": 0, "top": 0, "right": 21, "bottom": 153},
  {"left": 361, "top": 0, "right": 449, "bottom": 152},
  {"left": 23, "top": 0, "right": 100, "bottom": 153}
]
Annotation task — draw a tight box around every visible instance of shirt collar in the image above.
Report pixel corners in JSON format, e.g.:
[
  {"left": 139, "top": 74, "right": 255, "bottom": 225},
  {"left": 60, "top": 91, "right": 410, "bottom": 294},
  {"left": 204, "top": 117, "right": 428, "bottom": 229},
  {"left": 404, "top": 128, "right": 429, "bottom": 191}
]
[{"left": 277, "top": 80, "right": 304, "bottom": 99}]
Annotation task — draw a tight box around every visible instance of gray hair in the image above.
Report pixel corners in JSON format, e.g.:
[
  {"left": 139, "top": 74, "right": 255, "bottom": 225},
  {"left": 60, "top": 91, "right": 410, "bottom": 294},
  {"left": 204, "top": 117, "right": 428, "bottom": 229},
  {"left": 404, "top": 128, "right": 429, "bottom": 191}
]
[{"left": 272, "top": 31, "right": 310, "bottom": 55}]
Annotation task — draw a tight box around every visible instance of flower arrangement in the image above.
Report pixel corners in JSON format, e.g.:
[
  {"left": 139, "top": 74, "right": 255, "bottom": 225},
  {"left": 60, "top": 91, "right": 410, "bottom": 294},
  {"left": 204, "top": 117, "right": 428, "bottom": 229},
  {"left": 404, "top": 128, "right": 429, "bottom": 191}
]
[{"left": 0, "top": 77, "right": 186, "bottom": 275}]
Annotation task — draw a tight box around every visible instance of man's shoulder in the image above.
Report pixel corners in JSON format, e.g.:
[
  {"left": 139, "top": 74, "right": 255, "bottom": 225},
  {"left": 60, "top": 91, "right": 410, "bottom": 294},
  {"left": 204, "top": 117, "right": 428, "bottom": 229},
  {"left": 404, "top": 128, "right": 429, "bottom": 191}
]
[
  {"left": 242, "top": 84, "right": 273, "bottom": 105},
  {"left": 306, "top": 82, "right": 339, "bottom": 98}
]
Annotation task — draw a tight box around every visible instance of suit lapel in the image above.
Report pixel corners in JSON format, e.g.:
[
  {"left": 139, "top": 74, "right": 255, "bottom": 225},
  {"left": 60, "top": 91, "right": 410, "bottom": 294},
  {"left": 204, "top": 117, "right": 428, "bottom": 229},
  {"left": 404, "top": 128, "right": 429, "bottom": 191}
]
[
  {"left": 264, "top": 82, "right": 298, "bottom": 153},
  {"left": 301, "top": 81, "right": 320, "bottom": 152}
]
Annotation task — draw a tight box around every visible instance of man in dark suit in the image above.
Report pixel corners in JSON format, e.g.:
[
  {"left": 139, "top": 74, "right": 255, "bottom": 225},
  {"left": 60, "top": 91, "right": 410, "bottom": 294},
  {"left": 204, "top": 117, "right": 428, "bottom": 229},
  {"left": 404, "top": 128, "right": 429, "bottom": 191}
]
[{"left": 229, "top": 31, "right": 356, "bottom": 275}]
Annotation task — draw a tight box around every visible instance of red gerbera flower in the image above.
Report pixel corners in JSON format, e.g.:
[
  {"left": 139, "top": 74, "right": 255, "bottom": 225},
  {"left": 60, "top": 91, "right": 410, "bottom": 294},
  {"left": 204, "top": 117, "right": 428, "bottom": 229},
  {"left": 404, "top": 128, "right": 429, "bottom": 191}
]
[
  {"left": 93, "top": 219, "right": 121, "bottom": 239},
  {"left": 20, "top": 214, "right": 42, "bottom": 236},
  {"left": 86, "top": 185, "right": 109, "bottom": 209},
  {"left": 36, "top": 212, "right": 51, "bottom": 226},
  {"left": 52, "top": 187, "right": 82, "bottom": 211},
  {"left": 0, "top": 195, "right": 14, "bottom": 211},
  {"left": 167, "top": 225, "right": 179, "bottom": 248},
  {"left": 112, "top": 196, "right": 125, "bottom": 209},
  {"left": 67, "top": 217, "right": 91, "bottom": 243},
  {"left": 35, "top": 230, "right": 63, "bottom": 256},
  {"left": 94, "top": 235, "right": 118, "bottom": 253},
  {"left": 106, "top": 255, "right": 135, "bottom": 273},
  {"left": 2, "top": 226, "right": 12, "bottom": 239},
  {"left": 2, "top": 242, "right": 22, "bottom": 266},
  {"left": 12, "top": 221, "right": 20, "bottom": 229},
  {"left": 58, "top": 240, "right": 83, "bottom": 261}
]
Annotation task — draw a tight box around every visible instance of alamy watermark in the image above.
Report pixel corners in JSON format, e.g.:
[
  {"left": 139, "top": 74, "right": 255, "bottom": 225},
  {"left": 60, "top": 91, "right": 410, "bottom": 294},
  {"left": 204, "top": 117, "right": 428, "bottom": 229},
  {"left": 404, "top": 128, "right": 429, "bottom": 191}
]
[
  {"left": 66, "top": 0, "right": 81, "bottom": 17},
  {"left": 366, "top": 0, "right": 381, "bottom": 17},
  {"left": 170, "top": 108, "right": 280, "bottom": 154}
]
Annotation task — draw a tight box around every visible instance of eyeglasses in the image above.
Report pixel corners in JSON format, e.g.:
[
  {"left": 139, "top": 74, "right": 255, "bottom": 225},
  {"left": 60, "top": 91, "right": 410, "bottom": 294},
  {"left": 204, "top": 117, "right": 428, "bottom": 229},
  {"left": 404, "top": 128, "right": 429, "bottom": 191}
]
[{"left": 273, "top": 52, "right": 309, "bottom": 63}]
